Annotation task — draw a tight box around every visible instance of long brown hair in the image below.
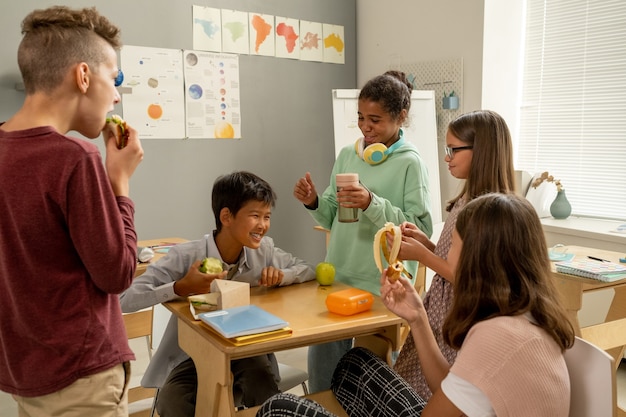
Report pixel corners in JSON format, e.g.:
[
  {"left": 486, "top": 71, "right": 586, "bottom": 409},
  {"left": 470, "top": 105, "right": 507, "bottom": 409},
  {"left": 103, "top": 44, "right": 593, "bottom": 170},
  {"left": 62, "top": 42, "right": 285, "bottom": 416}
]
[
  {"left": 446, "top": 110, "right": 516, "bottom": 211},
  {"left": 443, "top": 193, "right": 575, "bottom": 351}
]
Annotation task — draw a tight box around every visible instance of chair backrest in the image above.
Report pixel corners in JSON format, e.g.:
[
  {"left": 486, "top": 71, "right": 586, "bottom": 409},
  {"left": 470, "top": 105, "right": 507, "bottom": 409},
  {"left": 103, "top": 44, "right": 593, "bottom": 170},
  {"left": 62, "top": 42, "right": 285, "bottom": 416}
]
[
  {"left": 277, "top": 363, "right": 309, "bottom": 395},
  {"left": 123, "top": 308, "right": 159, "bottom": 417},
  {"left": 124, "top": 308, "right": 154, "bottom": 342},
  {"left": 563, "top": 336, "right": 616, "bottom": 417}
]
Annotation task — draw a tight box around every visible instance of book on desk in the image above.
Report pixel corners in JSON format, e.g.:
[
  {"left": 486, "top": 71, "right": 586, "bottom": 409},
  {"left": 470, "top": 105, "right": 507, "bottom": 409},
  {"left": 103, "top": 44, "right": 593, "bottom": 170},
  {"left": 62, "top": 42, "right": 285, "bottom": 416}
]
[
  {"left": 198, "top": 304, "right": 291, "bottom": 345},
  {"left": 555, "top": 259, "right": 626, "bottom": 282}
]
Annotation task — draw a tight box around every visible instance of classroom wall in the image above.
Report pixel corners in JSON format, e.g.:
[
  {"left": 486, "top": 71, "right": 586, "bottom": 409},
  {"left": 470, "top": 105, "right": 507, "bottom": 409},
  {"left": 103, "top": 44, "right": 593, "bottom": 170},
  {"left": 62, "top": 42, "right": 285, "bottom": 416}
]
[
  {"left": 0, "top": 0, "right": 357, "bottom": 266},
  {"left": 356, "top": 0, "right": 485, "bottom": 216}
]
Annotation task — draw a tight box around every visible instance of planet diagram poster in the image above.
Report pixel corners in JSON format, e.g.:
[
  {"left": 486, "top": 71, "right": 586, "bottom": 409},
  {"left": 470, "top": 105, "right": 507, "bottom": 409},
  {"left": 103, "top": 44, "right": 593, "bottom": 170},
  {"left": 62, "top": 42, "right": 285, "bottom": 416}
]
[
  {"left": 183, "top": 50, "right": 242, "bottom": 139},
  {"left": 119, "top": 45, "right": 241, "bottom": 140},
  {"left": 119, "top": 45, "right": 186, "bottom": 139}
]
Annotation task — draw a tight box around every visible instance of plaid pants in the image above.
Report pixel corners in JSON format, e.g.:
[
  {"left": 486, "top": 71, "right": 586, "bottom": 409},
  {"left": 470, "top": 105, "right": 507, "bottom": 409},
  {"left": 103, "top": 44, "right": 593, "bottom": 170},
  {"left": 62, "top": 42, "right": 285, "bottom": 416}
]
[{"left": 256, "top": 347, "right": 426, "bottom": 417}]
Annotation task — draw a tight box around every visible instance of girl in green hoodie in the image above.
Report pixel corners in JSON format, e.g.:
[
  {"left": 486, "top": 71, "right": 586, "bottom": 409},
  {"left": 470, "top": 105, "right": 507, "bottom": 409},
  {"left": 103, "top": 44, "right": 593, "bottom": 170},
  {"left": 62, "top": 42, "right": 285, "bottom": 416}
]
[{"left": 293, "top": 70, "right": 433, "bottom": 393}]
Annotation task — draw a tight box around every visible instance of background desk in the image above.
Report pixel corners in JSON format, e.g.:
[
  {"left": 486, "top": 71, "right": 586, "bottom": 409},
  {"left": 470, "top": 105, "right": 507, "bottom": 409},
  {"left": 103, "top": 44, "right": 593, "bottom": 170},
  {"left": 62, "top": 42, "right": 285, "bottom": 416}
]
[
  {"left": 552, "top": 246, "right": 626, "bottom": 368},
  {"left": 164, "top": 281, "right": 403, "bottom": 417},
  {"left": 136, "top": 237, "right": 188, "bottom": 277}
]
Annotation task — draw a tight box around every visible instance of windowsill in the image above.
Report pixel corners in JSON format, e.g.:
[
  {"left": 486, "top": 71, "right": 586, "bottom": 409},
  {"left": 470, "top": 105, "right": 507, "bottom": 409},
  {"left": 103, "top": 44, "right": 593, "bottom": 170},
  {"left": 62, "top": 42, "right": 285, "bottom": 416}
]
[{"left": 541, "top": 216, "right": 626, "bottom": 249}]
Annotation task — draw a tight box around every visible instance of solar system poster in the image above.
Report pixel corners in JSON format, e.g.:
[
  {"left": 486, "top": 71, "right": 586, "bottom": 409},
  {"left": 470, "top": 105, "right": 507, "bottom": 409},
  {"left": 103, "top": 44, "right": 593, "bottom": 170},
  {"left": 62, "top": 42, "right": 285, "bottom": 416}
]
[
  {"left": 183, "top": 50, "right": 242, "bottom": 139},
  {"left": 119, "top": 45, "right": 186, "bottom": 139}
]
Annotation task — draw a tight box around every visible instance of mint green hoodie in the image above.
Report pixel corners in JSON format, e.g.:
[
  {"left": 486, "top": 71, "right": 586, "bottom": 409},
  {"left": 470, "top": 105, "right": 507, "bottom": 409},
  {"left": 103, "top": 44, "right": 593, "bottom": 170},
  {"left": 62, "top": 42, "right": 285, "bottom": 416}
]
[{"left": 308, "top": 136, "right": 433, "bottom": 295}]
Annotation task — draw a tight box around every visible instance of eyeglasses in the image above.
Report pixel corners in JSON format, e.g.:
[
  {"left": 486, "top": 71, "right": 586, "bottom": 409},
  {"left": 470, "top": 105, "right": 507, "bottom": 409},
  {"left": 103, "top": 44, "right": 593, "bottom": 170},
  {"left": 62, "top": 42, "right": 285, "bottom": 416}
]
[{"left": 444, "top": 145, "right": 473, "bottom": 159}]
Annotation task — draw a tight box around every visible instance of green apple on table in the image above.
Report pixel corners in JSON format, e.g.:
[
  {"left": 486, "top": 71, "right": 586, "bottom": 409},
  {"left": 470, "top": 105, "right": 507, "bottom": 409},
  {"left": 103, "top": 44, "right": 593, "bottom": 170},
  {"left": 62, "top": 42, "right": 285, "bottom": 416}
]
[{"left": 316, "top": 262, "right": 335, "bottom": 286}]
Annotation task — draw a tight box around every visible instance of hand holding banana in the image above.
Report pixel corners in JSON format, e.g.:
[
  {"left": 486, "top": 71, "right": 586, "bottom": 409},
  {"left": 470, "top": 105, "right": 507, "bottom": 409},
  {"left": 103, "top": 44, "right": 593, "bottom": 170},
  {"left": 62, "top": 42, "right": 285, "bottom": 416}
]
[{"left": 373, "top": 222, "right": 410, "bottom": 282}]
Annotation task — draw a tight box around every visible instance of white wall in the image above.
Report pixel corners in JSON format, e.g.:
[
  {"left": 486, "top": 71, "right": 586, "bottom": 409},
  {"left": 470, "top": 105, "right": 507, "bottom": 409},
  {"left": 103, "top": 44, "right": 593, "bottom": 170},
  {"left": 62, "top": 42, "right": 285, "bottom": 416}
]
[
  {"left": 356, "top": 0, "right": 486, "bottom": 215},
  {"left": 482, "top": 0, "right": 525, "bottom": 157}
]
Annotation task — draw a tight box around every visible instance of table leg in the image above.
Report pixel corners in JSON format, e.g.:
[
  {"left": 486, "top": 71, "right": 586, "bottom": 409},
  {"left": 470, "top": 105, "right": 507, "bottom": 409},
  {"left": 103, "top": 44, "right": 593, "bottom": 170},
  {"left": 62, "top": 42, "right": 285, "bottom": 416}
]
[
  {"left": 177, "top": 319, "right": 236, "bottom": 417},
  {"left": 354, "top": 334, "right": 393, "bottom": 365},
  {"left": 604, "top": 287, "right": 626, "bottom": 366},
  {"left": 553, "top": 276, "right": 584, "bottom": 336}
]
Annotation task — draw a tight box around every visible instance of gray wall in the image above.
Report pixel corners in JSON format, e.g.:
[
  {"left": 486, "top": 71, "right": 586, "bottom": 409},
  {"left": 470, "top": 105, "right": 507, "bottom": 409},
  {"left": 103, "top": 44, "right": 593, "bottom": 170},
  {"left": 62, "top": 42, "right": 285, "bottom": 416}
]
[
  {"left": 0, "top": 0, "right": 357, "bottom": 266},
  {"left": 357, "top": 0, "right": 485, "bottom": 213}
]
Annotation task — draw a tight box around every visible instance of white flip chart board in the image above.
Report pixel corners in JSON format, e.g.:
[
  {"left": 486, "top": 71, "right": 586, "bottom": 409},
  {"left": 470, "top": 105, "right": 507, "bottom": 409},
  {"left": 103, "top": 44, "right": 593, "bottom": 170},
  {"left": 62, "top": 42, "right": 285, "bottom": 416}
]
[{"left": 332, "top": 89, "right": 442, "bottom": 223}]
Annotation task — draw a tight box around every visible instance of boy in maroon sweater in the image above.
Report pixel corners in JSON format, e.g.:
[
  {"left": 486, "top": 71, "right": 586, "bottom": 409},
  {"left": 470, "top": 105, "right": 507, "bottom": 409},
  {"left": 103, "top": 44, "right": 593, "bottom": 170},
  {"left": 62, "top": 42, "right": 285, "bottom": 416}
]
[{"left": 0, "top": 6, "right": 143, "bottom": 416}]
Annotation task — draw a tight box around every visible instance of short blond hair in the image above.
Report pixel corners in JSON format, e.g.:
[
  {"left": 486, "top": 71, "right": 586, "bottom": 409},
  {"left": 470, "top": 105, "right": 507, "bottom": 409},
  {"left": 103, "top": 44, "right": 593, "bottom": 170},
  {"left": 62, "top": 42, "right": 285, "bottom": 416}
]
[{"left": 18, "top": 6, "right": 121, "bottom": 94}]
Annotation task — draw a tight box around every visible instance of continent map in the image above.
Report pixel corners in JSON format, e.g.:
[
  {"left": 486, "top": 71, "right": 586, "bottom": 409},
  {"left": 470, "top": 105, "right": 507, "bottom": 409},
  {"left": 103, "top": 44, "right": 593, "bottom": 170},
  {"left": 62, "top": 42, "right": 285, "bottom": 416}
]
[{"left": 192, "top": 5, "right": 344, "bottom": 64}]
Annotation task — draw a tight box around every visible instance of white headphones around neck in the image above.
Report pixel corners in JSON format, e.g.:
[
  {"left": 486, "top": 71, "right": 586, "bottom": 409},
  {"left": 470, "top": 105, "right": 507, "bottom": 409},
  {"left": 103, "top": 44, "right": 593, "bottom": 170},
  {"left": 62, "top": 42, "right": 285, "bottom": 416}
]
[{"left": 354, "top": 129, "right": 405, "bottom": 165}]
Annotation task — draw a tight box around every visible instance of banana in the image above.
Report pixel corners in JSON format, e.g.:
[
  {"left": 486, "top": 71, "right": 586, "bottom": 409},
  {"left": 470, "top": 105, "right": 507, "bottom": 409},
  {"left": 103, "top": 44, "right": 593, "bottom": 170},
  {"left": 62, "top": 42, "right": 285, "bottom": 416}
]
[{"left": 373, "top": 222, "right": 404, "bottom": 281}]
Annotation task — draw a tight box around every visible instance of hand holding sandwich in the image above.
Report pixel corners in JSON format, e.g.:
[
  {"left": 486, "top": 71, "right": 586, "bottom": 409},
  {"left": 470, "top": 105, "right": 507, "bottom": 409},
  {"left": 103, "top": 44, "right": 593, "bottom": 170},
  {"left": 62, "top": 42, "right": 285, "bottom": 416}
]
[{"left": 102, "top": 115, "right": 143, "bottom": 197}]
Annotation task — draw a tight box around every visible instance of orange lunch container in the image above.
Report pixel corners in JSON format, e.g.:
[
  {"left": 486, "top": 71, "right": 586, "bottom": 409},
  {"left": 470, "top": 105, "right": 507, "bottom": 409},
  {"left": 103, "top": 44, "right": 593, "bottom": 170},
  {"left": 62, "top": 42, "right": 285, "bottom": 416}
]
[{"left": 325, "top": 288, "right": 374, "bottom": 316}]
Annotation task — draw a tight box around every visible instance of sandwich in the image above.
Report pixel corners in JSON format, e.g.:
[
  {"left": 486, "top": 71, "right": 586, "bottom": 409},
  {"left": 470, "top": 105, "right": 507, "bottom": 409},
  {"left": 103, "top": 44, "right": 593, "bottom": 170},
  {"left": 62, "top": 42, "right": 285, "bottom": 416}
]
[{"left": 105, "top": 114, "right": 129, "bottom": 149}]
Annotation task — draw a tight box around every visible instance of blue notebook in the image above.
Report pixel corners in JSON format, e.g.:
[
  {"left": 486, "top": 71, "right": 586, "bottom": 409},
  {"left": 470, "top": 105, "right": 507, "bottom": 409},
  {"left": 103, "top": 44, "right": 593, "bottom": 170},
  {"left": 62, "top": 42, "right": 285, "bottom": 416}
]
[{"left": 198, "top": 305, "right": 288, "bottom": 339}]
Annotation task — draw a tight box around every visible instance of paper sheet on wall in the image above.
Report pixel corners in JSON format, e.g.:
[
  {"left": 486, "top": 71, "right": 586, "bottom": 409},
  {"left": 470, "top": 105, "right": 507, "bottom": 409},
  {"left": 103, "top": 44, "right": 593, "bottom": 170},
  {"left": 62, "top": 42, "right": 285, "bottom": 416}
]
[
  {"left": 221, "top": 9, "right": 250, "bottom": 55},
  {"left": 299, "top": 21, "right": 324, "bottom": 62},
  {"left": 275, "top": 16, "right": 300, "bottom": 59},
  {"left": 183, "top": 50, "right": 242, "bottom": 139},
  {"left": 249, "top": 13, "right": 275, "bottom": 57},
  {"left": 322, "top": 24, "right": 345, "bottom": 64},
  {"left": 192, "top": 5, "right": 222, "bottom": 52},
  {"left": 119, "top": 45, "right": 186, "bottom": 139}
]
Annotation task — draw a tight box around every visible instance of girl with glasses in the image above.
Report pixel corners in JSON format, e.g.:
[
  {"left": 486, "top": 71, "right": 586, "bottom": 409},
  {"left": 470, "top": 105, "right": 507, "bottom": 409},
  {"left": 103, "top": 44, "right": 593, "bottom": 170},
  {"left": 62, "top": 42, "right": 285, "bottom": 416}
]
[{"left": 393, "top": 110, "right": 516, "bottom": 400}]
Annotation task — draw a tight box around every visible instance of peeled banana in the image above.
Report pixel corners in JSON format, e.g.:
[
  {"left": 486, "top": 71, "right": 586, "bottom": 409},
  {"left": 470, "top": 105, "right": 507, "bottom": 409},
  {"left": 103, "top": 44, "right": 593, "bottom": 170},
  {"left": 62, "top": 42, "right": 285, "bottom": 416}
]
[{"left": 373, "top": 222, "right": 405, "bottom": 282}]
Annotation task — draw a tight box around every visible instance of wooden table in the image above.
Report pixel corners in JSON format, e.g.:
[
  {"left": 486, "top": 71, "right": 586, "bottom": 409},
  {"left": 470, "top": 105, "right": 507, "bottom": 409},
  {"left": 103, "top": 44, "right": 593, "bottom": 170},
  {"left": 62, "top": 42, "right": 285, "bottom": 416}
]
[
  {"left": 163, "top": 280, "right": 403, "bottom": 417},
  {"left": 552, "top": 246, "right": 626, "bottom": 417},
  {"left": 552, "top": 246, "right": 626, "bottom": 366}
]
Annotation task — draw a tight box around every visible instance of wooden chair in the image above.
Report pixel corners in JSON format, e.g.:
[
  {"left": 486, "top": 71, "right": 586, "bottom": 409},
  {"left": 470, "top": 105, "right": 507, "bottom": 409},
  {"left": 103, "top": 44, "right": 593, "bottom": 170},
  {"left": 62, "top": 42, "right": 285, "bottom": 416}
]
[
  {"left": 579, "top": 317, "right": 626, "bottom": 416},
  {"left": 564, "top": 336, "right": 616, "bottom": 417},
  {"left": 314, "top": 225, "right": 331, "bottom": 248},
  {"left": 123, "top": 307, "right": 159, "bottom": 417},
  {"left": 397, "top": 262, "right": 427, "bottom": 349}
]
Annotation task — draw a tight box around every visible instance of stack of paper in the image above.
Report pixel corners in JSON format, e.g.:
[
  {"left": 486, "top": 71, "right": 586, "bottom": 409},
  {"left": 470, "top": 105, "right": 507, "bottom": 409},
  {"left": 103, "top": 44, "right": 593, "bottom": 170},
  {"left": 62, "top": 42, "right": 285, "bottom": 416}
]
[
  {"left": 555, "top": 259, "right": 626, "bottom": 282},
  {"left": 198, "top": 305, "right": 290, "bottom": 345}
]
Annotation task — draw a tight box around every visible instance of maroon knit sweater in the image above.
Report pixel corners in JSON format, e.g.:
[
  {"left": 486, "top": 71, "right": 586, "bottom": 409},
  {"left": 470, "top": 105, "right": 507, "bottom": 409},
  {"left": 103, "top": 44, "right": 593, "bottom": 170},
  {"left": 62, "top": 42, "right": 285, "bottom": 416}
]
[{"left": 0, "top": 126, "right": 136, "bottom": 396}]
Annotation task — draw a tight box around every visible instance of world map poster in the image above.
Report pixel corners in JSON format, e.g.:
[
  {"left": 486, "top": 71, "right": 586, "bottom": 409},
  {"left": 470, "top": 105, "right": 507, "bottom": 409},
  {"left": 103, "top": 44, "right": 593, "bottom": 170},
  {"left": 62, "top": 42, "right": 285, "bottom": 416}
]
[{"left": 191, "top": 4, "right": 344, "bottom": 65}]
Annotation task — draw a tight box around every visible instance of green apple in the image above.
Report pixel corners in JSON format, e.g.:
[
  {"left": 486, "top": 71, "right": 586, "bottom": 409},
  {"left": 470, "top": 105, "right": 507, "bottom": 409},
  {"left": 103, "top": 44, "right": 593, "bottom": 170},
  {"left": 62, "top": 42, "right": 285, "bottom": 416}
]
[
  {"left": 199, "top": 257, "right": 223, "bottom": 273},
  {"left": 316, "top": 262, "right": 335, "bottom": 286}
]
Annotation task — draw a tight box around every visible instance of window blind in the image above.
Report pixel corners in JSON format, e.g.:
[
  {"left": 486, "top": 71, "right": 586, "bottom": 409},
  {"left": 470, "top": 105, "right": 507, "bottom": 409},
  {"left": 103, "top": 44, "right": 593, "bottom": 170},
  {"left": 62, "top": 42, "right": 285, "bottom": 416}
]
[{"left": 518, "top": 0, "right": 626, "bottom": 220}]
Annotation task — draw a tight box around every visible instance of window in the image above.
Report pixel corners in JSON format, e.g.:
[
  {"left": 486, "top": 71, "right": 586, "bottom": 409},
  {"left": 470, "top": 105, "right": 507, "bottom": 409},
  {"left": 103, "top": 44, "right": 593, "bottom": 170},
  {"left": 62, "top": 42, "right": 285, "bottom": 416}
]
[{"left": 517, "top": 0, "right": 626, "bottom": 220}]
